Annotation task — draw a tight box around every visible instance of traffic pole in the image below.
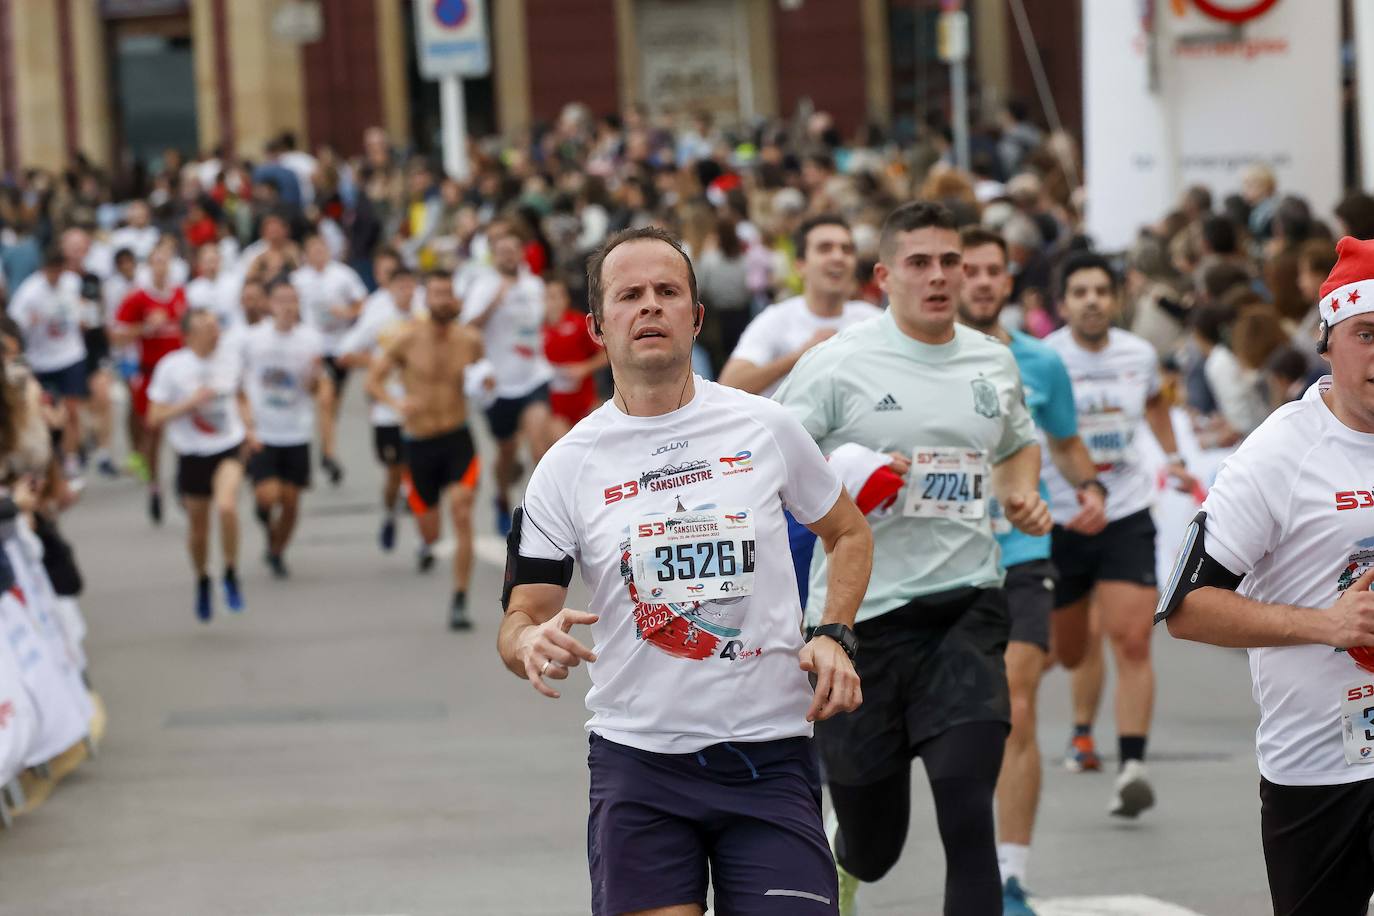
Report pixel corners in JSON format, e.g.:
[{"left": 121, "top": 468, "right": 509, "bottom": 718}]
[{"left": 440, "top": 73, "right": 469, "bottom": 183}]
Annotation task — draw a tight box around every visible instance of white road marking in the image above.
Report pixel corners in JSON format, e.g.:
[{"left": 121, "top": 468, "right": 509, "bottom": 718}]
[{"left": 1036, "top": 896, "right": 1208, "bottom": 916}]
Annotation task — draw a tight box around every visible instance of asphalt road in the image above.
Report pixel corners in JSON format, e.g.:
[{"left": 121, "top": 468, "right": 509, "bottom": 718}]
[{"left": 0, "top": 392, "right": 1311, "bottom": 916}]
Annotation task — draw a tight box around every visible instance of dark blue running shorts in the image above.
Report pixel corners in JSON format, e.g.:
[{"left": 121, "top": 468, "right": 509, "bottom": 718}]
[{"left": 587, "top": 732, "right": 838, "bottom": 916}]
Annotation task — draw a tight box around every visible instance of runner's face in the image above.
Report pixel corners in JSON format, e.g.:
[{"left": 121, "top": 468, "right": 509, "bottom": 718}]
[
  {"left": 197, "top": 246, "right": 220, "bottom": 277},
  {"left": 374, "top": 255, "right": 398, "bottom": 288},
  {"left": 187, "top": 312, "right": 219, "bottom": 353},
  {"left": 877, "top": 227, "right": 963, "bottom": 337},
  {"left": 1326, "top": 317, "right": 1374, "bottom": 425},
  {"left": 798, "top": 225, "right": 856, "bottom": 300},
  {"left": 270, "top": 287, "right": 299, "bottom": 327},
  {"left": 545, "top": 282, "right": 570, "bottom": 323},
  {"left": 426, "top": 278, "right": 459, "bottom": 323},
  {"left": 1060, "top": 268, "right": 1118, "bottom": 342},
  {"left": 492, "top": 235, "right": 523, "bottom": 275},
  {"left": 959, "top": 243, "right": 1012, "bottom": 329},
  {"left": 305, "top": 238, "right": 329, "bottom": 268},
  {"left": 598, "top": 239, "right": 696, "bottom": 376},
  {"left": 389, "top": 275, "right": 416, "bottom": 310}
]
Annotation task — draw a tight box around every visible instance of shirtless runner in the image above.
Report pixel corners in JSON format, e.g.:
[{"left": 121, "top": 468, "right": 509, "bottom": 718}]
[{"left": 367, "top": 270, "right": 485, "bottom": 630}]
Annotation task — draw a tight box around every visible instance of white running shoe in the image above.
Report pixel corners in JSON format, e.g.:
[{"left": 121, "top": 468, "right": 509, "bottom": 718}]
[{"left": 1109, "top": 760, "right": 1156, "bottom": 818}]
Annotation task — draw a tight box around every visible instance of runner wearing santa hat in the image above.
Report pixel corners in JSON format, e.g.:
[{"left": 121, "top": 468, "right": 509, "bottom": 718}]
[{"left": 1159, "top": 234, "right": 1374, "bottom": 915}]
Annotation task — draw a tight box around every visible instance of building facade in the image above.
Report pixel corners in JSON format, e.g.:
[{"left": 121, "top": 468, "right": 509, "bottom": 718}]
[{"left": 0, "top": 0, "right": 1082, "bottom": 176}]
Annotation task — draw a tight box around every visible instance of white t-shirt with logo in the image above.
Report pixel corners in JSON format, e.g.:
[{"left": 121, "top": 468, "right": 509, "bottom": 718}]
[
  {"left": 241, "top": 322, "right": 325, "bottom": 447},
  {"left": 337, "top": 289, "right": 425, "bottom": 427},
  {"left": 1042, "top": 327, "right": 1161, "bottom": 522},
  {"left": 517, "top": 379, "right": 843, "bottom": 754},
  {"left": 7, "top": 272, "right": 87, "bottom": 373},
  {"left": 461, "top": 267, "right": 552, "bottom": 399},
  {"left": 729, "top": 295, "right": 882, "bottom": 398},
  {"left": 1190, "top": 378, "right": 1374, "bottom": 786},
  {"left": 146, "top": 346, "right": 246, "bottom": 456},
  {"left": 290, "top": 262, "right": 368, "bottom": 355}
]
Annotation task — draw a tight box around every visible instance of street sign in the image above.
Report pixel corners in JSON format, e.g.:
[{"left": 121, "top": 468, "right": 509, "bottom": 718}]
[{"left": 414, "top": 0, "right": 491, "bottom": 79}]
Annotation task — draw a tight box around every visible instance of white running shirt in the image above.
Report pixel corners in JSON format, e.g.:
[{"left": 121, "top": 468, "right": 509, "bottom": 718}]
[
  {"left": 1193, "top": 378, "right": 1374, "bottom": 786},
  {"left": 517, "top": 379, "right": 843, "bottom": 754},
  {"left": 146, "top": 346, "right": 246, "bottom": 456},
  {"left": 241, "top": 322, "right": 325, "bottom": 447},
  {"left": 729, "top": 295, "right": 882, "bottom": 398},
  {"left": 1042, "top": 327, "right": 1161, "bottom": 522},
  {"left": 7, "top": 272, "right": 87, "bottom": 373},
  {"left": 461, "top": 267, "right": 552, "bottom": 399},
  {"left": 290, "top": 262, "right": 368, "bottom": 356},
  {"left": 337, "top": 289, "right": 424, "bottom": 427}
]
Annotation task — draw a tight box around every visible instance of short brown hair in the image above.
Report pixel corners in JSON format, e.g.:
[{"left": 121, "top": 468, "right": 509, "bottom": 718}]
[
  {"left": 878, "top": 201, "right": 958, "bottom": 263},
  {"left": 585, "top": 227, "right": 699, "bottom": 325},
  {"left": 959, "top": 226, "right": 1008, "bottom": 262},
  {"left": 1297, "top": 238, "right": 1337, "bottom": 277}
]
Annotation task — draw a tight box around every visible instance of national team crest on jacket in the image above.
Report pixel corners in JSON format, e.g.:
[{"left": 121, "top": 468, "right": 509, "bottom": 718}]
[{"left": 971, "top": 378, "right": 1001, "bottom": 419}]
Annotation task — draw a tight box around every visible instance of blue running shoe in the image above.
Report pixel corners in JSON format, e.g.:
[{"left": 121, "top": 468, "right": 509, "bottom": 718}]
[
  {"left": 195, "top": 577, "right": 212, "bottom": 623},
  {"left": 1002, "top": 877, "right": 1037, "bottom": 916},
  {"left": 223, "top": 572, "right": 244, "bottom": 613},
  {"left": 379, "top": 516, "right": 396, "bottom": 552},
  {"left": 495, "top": 499, "right": 512, "bottom": 538}
]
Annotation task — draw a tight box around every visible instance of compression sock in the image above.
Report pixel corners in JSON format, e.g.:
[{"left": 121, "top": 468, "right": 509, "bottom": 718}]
[{"left": 1119, "top": 735, "right": 1147, "bottom": 768}]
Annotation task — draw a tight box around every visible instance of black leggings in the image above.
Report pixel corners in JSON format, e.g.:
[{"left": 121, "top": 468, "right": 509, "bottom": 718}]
[{"left": 829, "top": 721, "right": 1005, "bottom": 916}]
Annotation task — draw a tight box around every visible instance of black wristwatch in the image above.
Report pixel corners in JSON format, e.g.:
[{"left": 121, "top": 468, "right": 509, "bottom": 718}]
[
  {"left": 808, "top": 623, "right": 858, "bottom": 661},
  {"left": 1077, "top": 479, "right": 1109, "bottom": 500}
]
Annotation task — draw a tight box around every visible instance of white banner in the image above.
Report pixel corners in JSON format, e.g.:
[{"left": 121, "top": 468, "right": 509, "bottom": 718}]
[{"left": 1085, "top": 0, "right": 1342, "bottom": 252}]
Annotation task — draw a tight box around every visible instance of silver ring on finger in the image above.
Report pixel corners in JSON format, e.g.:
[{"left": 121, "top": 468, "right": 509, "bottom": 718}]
[{"left": 540, "top": 659, "right": 553, "bottom": 676}]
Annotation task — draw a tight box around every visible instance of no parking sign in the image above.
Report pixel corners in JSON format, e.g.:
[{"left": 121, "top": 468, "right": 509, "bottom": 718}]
[{"left": 414, "top": 0, "right": 490, "bottom": 79}]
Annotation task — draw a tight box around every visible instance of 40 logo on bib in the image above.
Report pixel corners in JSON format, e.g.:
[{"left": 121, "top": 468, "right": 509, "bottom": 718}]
[{"left": 620, "top": 506, "right": 756, "bottom": 661}]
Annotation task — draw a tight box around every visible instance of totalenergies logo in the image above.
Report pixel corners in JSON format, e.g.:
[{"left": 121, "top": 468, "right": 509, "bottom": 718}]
[{"left": 1171, "top": 0, "right": 1279, "bottom": 24}]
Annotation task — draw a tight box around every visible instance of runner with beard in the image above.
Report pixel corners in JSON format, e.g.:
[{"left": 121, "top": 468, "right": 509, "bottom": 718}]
[
  {"left": 498, "top": 226, "right": 871, "bottom": 916},
  {"left": 957, "top": 227, "right": 1107, "bottom": 913},
  {"left": 1159, "top": 235, "right": 1374, "bottom": 914},
  {"left": 367, "top": 271, "right": 483, "bottom": 630},
  {"left": 719, "top": 215, "right": 880, "bottom": 608},
  {"left": 775, "top": 202, "right": 1052, "bottom": 916},
  {"left": 461, "top": 222, "right": 556, "bottom": 536},
  {"left": 1042, "top": 252, "right": 1197, "bottom": 820}
]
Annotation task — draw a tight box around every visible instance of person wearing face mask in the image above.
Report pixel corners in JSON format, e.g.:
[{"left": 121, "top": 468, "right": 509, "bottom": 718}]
[{"left": 367, "top": 272, "right": 485, "bottom": 631}]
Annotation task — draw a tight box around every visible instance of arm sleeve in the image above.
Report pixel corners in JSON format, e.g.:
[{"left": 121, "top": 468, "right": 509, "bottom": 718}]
[
  {"left": 772, "top": 349, "right": 836, "bottom": 443},
  {"left": 517, "top": 447, "right": 581, "bottom": 563},
  {"left": 344, "top": 267, "right": 368, "bottom": 302},
  {"left": 993, "top": 360, "right": 1036, "bottom": 463},
  {"left": 337, "top": 311, "right": 377, "bottom": 356},
  {"left": 1040, "top": 352, "right": 1079, "bottom": 440},
  {"left": 767, "top": 405, "right": 844, "bottom": 525},
  {"left": 1198, "top": 449, "right": 1282, "bottom": 577},
  {"left": 727, "top": 309, "right": 775, "bottom": 365}
]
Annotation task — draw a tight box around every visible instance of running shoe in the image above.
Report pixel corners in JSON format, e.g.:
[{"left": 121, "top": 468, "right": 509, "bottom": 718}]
[
  {"left": 379, "top": 516, "right": 396, "bottom": 552},
  {"left": 1109, "top": 760, "right": 1156, "bottom": 818},
  {"left": 148, "top": 491, "right": 163, "bottom": 526},
  {"left": 195, "top": 577, "right": 212, "bottom": 623},
  {"left": 267, "top": 554, "right": 289, "bottom": 580},
  {"left": 826, "top": 810, "right": 862, "bottom": 916},
  {"left": 1002, "top": 877, "right": 1037, "bottom": 916},
  {"left": 96, "top": 456, "right": 119, "bottom": 479},
  {"left": 1064, "top": 733, "right": 1102, "bottom": 772},
  {"left": 449, "top": 593, "right": 472, "bottom": 631},
  {"left": 495, "top": 499, "right": 512, "bottom": 538},
  {"left": 126, "top": 452, "right": 151, "bottom": 483},
  {"left": 417, "top": 543, "right": 435, "bottom": 573},
  {"left": 322, "top": 454, "right": 344, "bottom": 487},
  {"left": 223, "top": 572, "right": 245, "bottom": 613},
  {"left": 62, "top": 453, "right": 82, "bottom": 480}
]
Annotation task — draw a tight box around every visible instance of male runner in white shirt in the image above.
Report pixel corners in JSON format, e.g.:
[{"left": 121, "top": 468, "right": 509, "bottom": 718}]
[
  {"left": 241, "top": 280, "right": 331, "bottom": 578},
  {"left": 498, "top": 226, "right": 872, "bottom": 916},
  {"left": 462, "top": 222, "right": 556, "bottom": 536},
  {"left": 1159, "top": 233, "right": 1374, "bottom": 914},
  {"left": 147, "top": 308, "right": 250, "bottom": 622}
]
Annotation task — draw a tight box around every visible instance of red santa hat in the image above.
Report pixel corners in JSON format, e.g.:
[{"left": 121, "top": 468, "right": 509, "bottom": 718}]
[
  {"left": 827, "top": 443, "right": 904, "bottom": 517},
  {"left": 1317, "top": 236, "right": 1374, "bottom": 330}
]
